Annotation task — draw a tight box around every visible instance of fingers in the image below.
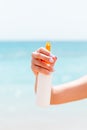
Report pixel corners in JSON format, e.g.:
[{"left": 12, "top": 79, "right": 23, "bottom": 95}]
[
  {"left": 32, "top": 51, "right": 57, "bottom": 65},
  {"left": 31, "top": 63, "right": 51, "bottom": 75},
  {"left": 32, "top": 58, "right": 54, "bottom": 72},
  {"left": 37, "top": 47, "right": 50, "bottom": 56},
  {"left": 32, "top": 51, "right": 54, "bottom": 64}
]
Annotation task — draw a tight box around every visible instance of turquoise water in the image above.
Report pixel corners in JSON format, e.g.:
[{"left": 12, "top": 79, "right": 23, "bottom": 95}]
[{"left": 0, "top": 41, "right": 87, "bottom": 130}]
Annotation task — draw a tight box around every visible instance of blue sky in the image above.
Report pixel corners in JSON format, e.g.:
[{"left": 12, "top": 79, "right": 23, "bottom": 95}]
[{"left": 0, "top": 0, "right": 87, "bottom": 40}]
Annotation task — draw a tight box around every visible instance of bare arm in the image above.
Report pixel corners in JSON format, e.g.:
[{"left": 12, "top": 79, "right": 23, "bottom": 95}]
[{"left": 51, "top": 75, "right": 87, "bottom": 105}]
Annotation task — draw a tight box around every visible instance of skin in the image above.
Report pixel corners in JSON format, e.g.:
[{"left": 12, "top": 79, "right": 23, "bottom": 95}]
[{"left": 31, "top": 47, "right": 87, "bottom": 105}]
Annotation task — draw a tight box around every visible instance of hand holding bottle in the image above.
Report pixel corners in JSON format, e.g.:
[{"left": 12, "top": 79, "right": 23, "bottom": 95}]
[{"left": 31, "top": 46, "right": 57, "bottom": 76}]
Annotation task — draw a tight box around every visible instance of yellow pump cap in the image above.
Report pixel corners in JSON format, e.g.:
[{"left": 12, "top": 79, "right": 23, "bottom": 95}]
[{"left": 45, "top": 42, "right": 51, "bottom": 51}]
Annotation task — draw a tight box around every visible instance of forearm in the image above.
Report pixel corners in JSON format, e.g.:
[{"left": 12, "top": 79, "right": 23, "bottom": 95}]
[{"left": 50, "top": 75, "right": 87, "bottom": 105}]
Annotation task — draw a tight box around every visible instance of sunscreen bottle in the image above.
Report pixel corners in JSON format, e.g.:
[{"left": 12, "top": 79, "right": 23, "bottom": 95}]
[{"left": 36, "top": 42, "right": 52, "bottom": 107}]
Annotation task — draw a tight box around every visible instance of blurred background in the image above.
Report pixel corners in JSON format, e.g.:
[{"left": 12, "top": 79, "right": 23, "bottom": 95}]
[{"left": 0, "top": 0, "right": 87, "bottom": 130}]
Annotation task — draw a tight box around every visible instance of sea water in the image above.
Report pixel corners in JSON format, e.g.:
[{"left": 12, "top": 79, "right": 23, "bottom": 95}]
[{"left": 0, "top": 41, "right": 87, "bottom": 130}]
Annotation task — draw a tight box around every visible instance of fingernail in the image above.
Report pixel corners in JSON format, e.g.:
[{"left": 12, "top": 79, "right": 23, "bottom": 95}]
[
  {"left": 50, "top": 54, "right": 55, "bottom": 58},
  {"left": 49, "top": 57, "right": 54, "bottom": 63}
]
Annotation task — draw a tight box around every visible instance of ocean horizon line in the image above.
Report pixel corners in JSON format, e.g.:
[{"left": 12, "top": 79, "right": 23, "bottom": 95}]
[{"left": 0, "top": 40, "right": 87, "bottom": 43}]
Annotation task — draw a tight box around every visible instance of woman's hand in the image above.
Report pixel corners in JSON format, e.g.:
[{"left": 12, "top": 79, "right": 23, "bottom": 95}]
[{"left": 31, "top": 47, "right": 57, "bottom": 76}]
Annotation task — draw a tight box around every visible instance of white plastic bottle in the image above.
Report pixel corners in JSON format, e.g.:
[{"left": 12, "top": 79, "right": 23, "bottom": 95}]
[
  {"left": 36, "top": 73, "right": 52, "bottom": 107},
  {"left": 36, "top": 42, "right": 52, "bottom": 107}
]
